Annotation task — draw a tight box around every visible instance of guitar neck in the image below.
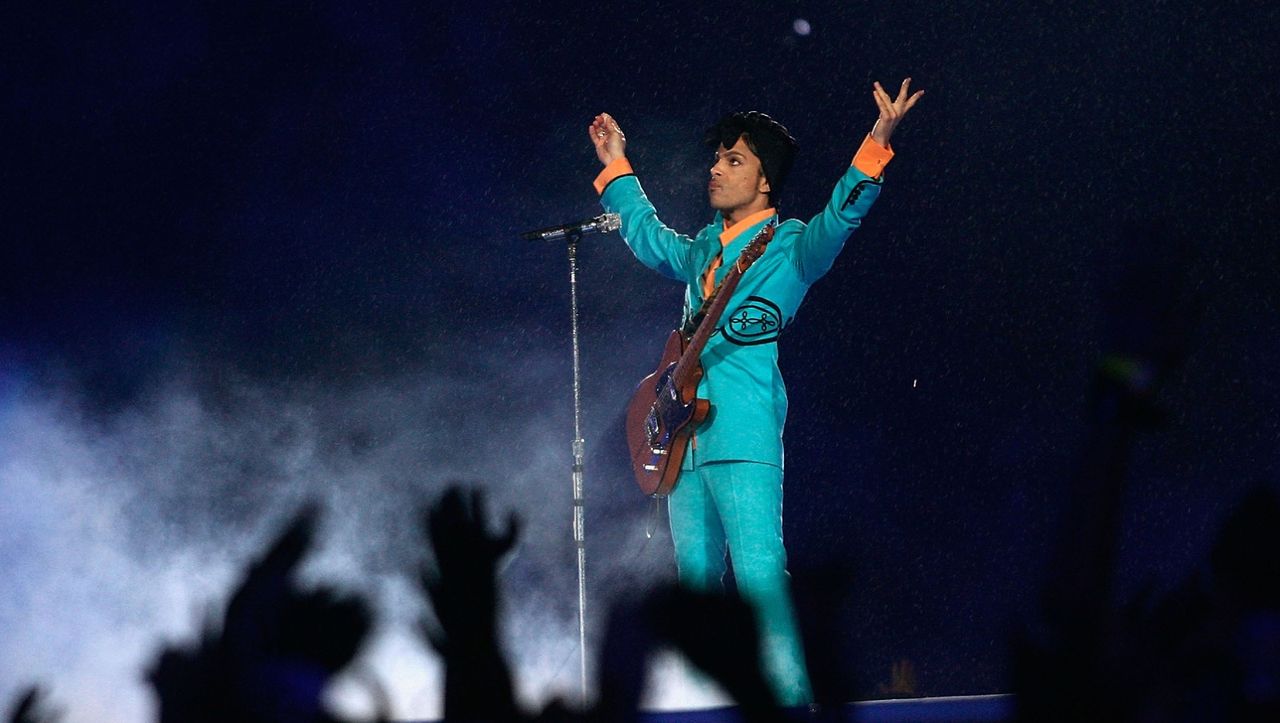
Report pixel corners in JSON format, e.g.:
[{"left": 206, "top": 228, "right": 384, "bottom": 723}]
[{"left": 671, "top": 228, "right": 771, "bottom": 388}]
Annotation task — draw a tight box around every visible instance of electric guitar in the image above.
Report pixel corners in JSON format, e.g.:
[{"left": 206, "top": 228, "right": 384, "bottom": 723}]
[{"left": 625, "top": 224, "right": 775, "bottom": 496}]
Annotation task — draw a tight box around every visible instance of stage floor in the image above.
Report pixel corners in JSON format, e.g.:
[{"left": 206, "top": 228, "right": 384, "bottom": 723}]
[
  {"left": 637, "top": 695, "right": 1013, "bottom": 722},
  {"left": 413, "top": 694, "right": 1014, "bottom": 722}
]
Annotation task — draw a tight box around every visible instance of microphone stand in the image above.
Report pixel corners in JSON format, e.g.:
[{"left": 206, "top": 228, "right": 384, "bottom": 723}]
[{"left": 565, "top": 230, "right": 589, "bottom": 703}]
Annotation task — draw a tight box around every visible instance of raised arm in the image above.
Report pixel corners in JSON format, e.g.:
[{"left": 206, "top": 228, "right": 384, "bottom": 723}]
[
  {"left": 788, "top": 78, "right": 924, "bottom": 284},
  {"left": 589, "top": 112, "right": 699, "bottom": 282}
]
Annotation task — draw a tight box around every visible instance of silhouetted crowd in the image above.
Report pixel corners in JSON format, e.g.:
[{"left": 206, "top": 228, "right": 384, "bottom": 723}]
[
  {"left": 8, "top": 222, "right": 1278, "bottom": 721},
  {"left": 4, "top": 483, "right": 806, "bottom": 723}
]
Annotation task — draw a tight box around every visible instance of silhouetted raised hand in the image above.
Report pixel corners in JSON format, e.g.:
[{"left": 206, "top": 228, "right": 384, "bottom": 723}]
[
  {"left": 420, "top": 486, "right": 521, "bottom": 721},
  {"left": 149, "top": 505, "right": 378, "bottom": 723}
]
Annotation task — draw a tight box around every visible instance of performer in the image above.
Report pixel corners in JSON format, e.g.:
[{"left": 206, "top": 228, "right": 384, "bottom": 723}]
[{"left": 589, "top": 80, "right": 923, "bottom": 705}]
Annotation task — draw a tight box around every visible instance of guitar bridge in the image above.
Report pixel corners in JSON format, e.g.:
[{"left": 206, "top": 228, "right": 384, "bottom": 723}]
[{"left": 643, "top": 445, "right": 668, "bottom": 472}]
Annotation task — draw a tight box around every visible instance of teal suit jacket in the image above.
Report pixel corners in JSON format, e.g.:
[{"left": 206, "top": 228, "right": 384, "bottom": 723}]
[{"left": 596, "top": 137, "right": 889, "bottom": 469}]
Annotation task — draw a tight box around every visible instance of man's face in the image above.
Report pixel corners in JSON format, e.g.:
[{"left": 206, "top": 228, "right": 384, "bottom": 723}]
[{"left": 708, "top": 137, "right": 771, "bottom": 214}]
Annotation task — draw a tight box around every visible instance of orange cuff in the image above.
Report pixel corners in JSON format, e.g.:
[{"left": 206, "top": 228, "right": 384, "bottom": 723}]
[
  {"left": 593, "top": 157, "right": 635, "bottom": 195},
  {"left": 851, "top": 134, "right": 894, "bottom": 178}
]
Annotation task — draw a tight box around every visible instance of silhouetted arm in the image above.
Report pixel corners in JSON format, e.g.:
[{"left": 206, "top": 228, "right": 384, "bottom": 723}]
[{"left": 420, "top": 486, "right": 521, "bottom": 721}]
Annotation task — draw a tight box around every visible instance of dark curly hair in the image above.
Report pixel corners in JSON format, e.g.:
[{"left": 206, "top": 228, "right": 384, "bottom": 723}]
[{"left": 704, "top": 111, "right": 800, "bottom": 205}]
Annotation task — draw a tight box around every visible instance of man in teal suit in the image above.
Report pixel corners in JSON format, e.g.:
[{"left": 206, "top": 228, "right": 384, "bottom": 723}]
[{"left": 589, "top": 79, "right": 923, "bottom": 706}]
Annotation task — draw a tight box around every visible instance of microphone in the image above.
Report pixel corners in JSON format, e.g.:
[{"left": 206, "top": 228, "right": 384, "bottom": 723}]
[{"left": 520, "top": 213, "right": 621, "bottom": 241}]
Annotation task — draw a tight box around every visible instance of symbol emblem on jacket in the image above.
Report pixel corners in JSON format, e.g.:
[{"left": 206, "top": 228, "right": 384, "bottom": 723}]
[{"left": 722, "top": 296, "right": 783, "bottom": 346}]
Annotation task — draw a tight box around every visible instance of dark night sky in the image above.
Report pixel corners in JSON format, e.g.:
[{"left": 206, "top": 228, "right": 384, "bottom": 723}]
[{"left": 2, "top": 0, "right": 1278, "bottom": 717}]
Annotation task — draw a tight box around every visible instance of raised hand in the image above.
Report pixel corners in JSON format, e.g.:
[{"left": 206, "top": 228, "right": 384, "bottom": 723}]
[
  {"left": 421, "top": 487, "right": 518, "bottom": 652},
  {"left": 419, "top": 486, "right": 520, "bottom": 721},
  {"left": 870, "top": 77, "right": 924, "bottom": 147},
  {"left": 148, "top": 505, "right": 378, "bottom": 722},
  {"left": 588, "top": 112, "right": 627, "bottom": 166}
]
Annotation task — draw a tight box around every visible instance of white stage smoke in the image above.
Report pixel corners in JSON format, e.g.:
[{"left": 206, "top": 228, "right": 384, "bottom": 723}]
[{"left": 0, "top": 319, "right": 697, "bottom": 721}]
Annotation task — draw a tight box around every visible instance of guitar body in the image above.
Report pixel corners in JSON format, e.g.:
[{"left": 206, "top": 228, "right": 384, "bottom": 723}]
[
  {"left": 625, "top": 223, "right": 773, "bottom": 498},
  {"left": 626, "top": 330, "right": 709, "bottom": 497}
]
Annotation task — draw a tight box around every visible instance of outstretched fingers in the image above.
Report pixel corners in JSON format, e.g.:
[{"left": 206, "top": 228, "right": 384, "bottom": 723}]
[
  {"left": 872, "top": 83, "right": 893, "bottom": 119},
  {"left": 870, "top": 77, "right": 924, "bottom": 146},
  {"left": 874, "top": 79, "right": 925, "bottom": 118},
  {"left": 903, "top": 89, "right": 925, "bottom": 113},
  {"left": 894, "top": 77, "right": 912, "bottom": 104},
  {"left": 872, "top": 81, "right": 895, "bottom": 118},
  {"left": 895, "top": 78, "right": 924, "bottom": 113}
]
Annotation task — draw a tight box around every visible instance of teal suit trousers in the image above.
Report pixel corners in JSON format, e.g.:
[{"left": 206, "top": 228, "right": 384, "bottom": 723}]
[{"left": 668, "top": 459, "right": 813, "bottom": 705}]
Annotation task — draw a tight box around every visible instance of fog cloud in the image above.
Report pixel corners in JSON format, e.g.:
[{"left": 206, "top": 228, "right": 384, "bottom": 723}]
[{"left": 1, "top": 322, "right": 704, "bottom": 721}]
